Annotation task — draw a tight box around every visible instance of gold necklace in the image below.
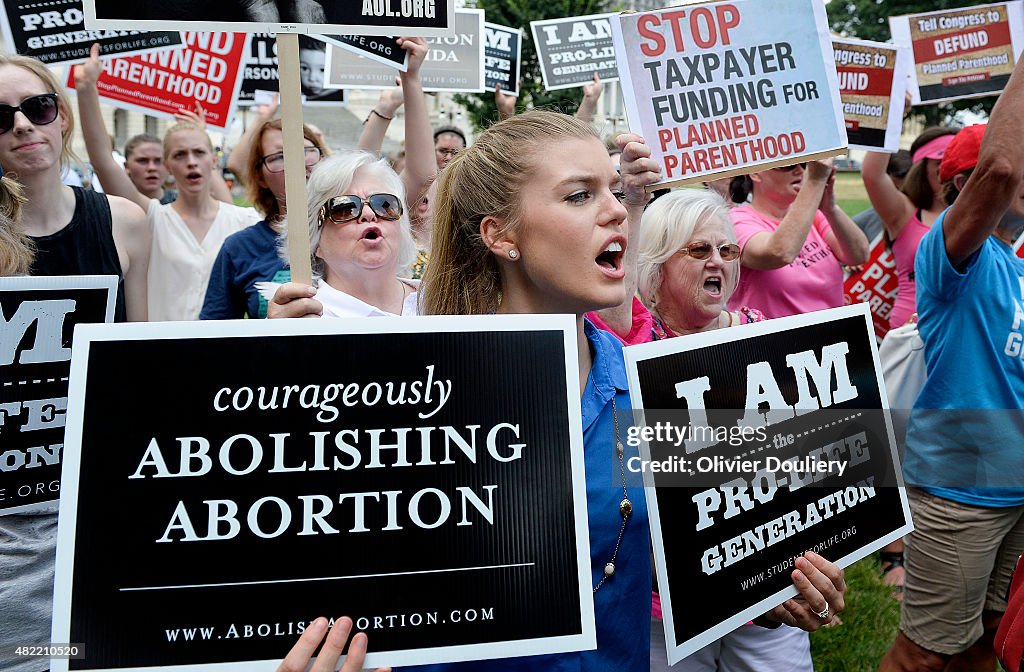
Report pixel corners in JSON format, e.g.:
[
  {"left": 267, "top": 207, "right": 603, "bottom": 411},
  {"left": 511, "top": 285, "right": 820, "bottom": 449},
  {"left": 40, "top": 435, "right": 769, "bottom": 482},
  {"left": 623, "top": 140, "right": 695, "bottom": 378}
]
[{"left": 594, "top": 395, "right": 632, "bottom": 592}]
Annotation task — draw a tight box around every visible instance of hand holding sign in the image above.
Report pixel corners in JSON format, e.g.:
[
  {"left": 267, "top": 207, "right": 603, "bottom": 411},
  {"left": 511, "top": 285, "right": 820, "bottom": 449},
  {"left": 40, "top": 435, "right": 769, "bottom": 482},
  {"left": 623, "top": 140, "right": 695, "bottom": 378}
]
[
  {"left": 397, "top": 36, "right": 428, "bottom": 79},
  {"left": 617, "top": 134, "right": 662, "bottom": 208},
  {"left": 266, "top": 282, "right": 322, "bottom": 319},
  {"left": 278, "top": 616, "right": 390, "bottom": 672},
  {"left": 765, "top": 551, "right": 847, "bottom": 630}
]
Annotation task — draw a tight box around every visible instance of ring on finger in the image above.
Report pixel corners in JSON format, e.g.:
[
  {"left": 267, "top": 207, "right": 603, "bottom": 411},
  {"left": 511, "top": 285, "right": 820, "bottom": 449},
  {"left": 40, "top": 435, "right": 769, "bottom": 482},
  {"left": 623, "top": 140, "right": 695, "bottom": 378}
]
[{"left": 816, "top": 601, "right": 830, "bottom": 621}]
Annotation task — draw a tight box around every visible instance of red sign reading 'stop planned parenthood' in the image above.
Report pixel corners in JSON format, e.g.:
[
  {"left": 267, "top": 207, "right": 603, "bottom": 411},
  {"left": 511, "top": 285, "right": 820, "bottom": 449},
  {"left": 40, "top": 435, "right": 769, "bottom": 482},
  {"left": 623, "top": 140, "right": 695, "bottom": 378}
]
[{"left": 65, "top": 32, "right": 247, "bottom": 131}]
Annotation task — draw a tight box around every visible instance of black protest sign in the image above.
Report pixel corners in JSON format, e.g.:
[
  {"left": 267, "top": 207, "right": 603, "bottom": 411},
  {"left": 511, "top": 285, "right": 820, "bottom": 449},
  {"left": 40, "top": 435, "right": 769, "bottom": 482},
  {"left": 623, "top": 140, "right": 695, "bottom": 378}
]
[
  {"left": 485, "top": 23, "right": 521, "bottom": 96},
  {"left": 0, "top": 276, "right": 116, "bottom": 515},
  {"left": 325, "top": 9, "right": 484, "bottom": 92},
  {"left": 0, "top": 0, "right": 181, "bottom": 66},
  {"left": 238, "top": 34, "right": 345, "bottom": 107},
  {"left": 530, "top": 13, "right": 618, "bottom": 91},
  {"left": 52, "top": 316, "right": 595, "bottom": 671},
  {"left": 320, "top": 34, "right": 408, "bottom": 70},
  {"left": 623, "top": 304, "right": 911, "bottom": 664},
  {"left": 85, "top": 0, "right": 456, "bottom": 36}
]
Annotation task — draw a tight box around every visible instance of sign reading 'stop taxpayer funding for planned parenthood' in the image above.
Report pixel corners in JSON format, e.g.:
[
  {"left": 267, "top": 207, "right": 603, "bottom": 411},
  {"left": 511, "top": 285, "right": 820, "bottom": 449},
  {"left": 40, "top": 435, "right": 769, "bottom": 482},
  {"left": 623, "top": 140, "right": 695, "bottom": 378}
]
[
  {"left": 0, "top": 0, "right": 182, "bottom": 66},
  {"left": 832, "top": 37, "right": 911, "bottom": 152},
  {"left": 891, "top": 1, "right": 1024, "bottom": 104},
  {"left": 611, "top": 0, "right": 848, "bottom": 188},
  {"left": 52, "top": 315, "right": 595, "bottom": 672},
  {"left": 84, "top": 0, "right": 457, "bottom": 36},
  {"left": 623, "top": 303, "right": 911, "bottom": 663}
]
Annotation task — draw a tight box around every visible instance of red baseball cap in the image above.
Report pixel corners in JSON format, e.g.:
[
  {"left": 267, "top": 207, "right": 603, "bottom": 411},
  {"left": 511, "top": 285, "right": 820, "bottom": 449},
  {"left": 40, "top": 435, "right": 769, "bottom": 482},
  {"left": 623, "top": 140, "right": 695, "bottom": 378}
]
[{"left": 940, "top": 124, "right": 986, "bottom": 183}]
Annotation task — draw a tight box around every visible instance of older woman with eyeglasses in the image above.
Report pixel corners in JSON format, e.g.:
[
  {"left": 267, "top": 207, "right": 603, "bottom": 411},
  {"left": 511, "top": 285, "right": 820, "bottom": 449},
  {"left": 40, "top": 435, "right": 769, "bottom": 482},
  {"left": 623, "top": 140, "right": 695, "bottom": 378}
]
[
  {"left": 728, "top": 159, "right": 868, "bottom": 318},
  {"left": 265, "top": 151, "right": 419, "bottom": 318},
  {"left": 200, "top": 119, "right": 327, "bottom": 319},
  {"left": 635, "top": 190, "right": 764, "bottom": 337}
]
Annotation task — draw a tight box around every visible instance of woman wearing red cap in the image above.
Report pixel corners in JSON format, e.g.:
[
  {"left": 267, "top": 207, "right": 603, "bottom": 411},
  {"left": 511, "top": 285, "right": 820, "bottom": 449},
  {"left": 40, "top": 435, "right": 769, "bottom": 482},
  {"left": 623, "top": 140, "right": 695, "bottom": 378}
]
[{"left": 860, "top": 127, "right": 957, "bottom": 330}]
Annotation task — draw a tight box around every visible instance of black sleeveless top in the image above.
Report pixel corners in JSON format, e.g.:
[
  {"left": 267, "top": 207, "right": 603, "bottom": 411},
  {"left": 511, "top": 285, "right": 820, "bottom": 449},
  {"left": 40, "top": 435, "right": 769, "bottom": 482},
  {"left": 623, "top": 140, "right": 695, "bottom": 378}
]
[{"left": 29, "top": 187, "right": 128, "bottom": 322}]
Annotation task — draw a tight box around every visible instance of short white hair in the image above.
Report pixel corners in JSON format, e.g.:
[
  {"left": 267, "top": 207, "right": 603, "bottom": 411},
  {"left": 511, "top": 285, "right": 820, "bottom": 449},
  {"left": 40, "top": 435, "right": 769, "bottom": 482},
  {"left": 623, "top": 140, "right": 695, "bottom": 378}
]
[
  {"left": 279, "top": 151, "right": 416, "bottom": 279},
  {"left": 636, "top": 189, "right": 739, "bottom": 310}
]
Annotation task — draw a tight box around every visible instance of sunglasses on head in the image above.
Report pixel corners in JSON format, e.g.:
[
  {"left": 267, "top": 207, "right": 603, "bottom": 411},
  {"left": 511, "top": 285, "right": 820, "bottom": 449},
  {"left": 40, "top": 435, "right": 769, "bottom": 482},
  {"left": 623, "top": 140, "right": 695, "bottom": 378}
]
[
  {"left": 319, "top": 193, "right": 403, "bottom": 225},
  {"left": 677, "top": 241, "right": 741, "bottom": 261},
  {"left": 772, "top": 162, "right": 807, "bottom": 173},
  {"left": 0, "top": 93, "right": 59, "bottom": 135}
]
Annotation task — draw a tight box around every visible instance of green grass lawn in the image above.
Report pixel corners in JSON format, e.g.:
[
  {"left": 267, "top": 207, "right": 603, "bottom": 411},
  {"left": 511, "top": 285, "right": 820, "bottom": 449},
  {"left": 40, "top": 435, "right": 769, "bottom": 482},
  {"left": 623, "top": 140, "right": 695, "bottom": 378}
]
[
  {"left": 810, "top": 552, "right": 901, "bottom": 671},
  {"left": 835, "top": 171, "right": 871, "bottom": 219}
]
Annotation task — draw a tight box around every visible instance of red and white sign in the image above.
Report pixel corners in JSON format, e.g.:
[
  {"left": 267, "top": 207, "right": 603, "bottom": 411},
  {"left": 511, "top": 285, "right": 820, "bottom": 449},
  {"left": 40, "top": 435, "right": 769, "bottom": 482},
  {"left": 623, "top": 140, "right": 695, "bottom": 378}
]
[
  {"left": 844, "top": 235, "right": 899, "bottom": 340},
  {"left": 65, "top": 32, "right": 248, "bottom": 131}
]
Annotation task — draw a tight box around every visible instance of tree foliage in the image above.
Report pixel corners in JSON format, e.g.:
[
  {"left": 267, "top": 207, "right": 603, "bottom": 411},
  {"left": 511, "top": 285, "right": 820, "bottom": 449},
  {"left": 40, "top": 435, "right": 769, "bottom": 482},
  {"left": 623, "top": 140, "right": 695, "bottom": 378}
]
[
  {"left": 827, "top": 0, "right": 997, "bottom": 126},
  {"left": 453, "top": 0, "right": 607, "bottom": 132}
]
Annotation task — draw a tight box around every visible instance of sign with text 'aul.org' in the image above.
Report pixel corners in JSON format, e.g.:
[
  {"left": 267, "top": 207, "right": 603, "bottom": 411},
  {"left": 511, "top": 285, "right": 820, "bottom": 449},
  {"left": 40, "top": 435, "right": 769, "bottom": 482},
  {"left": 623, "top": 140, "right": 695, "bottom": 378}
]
[{"left": 52, "top": 315, "right": 594, "bottom": 672}]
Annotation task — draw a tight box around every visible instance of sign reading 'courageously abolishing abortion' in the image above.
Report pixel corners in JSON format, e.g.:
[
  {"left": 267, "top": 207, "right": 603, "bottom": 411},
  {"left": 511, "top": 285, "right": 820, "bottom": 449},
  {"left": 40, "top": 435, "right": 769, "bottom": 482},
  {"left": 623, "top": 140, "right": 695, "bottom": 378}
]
[
  {"left": 611, "top": 0, "right": 848, "bottom": 187},
  {"left": 0, "top": 276, "right": 116, "bottom": 516},
  {"left": 52, "top": 316, "right": 594, "bottom": 671},
  {"left": 0, "top": 0, "right": 182, "bottom": 66},
  {"left": 623, "top": 304, "right": 911, "bottom": 663}
]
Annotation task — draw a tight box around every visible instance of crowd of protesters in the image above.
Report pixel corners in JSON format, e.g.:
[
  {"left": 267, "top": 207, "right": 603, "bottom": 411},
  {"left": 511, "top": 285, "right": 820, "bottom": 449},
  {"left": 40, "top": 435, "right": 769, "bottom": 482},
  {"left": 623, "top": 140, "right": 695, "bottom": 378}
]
[{"left": 0, "top": 22, "right": 1022, "bottom": 672}]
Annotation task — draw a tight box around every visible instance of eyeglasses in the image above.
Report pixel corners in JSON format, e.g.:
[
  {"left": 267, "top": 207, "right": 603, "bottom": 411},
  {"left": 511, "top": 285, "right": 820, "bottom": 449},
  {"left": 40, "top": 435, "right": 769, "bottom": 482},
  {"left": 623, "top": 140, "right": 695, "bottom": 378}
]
[
  {"left": 772, "top": 162, "right": 807, "bottom": 173},
  {"left": 0, "top": 93, "right": 59, "bottom": 135},
  {"left": 261, "top": 146, "right": 321, "bottom": 173},
  {"left": 319, "top": 193, "right": 403, "bottom": 224},
  {"left": 435, "top": 148, "right": 460, "bottom": 158},
  {"left": 676, "top": 241, "right": 741, "bottom": 261}
]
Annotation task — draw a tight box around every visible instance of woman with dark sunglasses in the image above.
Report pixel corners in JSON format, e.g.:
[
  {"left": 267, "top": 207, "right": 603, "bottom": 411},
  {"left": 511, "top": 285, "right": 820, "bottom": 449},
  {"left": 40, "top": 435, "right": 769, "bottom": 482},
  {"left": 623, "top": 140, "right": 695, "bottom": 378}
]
[
  {"left": 0, "top": 52, "right": 151, "bottom": 672},
  {"left": 727, "top": 159, "right": 868, "bottom": 318},
  {"left": 265, "top": 151, "right": 419, "bottom": 318},
  {"left": 0, "top": 53, "right": 150, "bottom": 322}
]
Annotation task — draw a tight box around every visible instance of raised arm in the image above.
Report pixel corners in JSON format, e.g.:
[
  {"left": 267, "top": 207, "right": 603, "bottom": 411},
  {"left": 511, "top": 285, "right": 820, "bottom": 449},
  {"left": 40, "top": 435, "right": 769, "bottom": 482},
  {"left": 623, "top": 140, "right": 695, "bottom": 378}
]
[
  {"left": 740, "top": 160, "right": 832, "bottom": 270},
  {"left": 396, "top": 37, "right": 436, "bottom": 210},
  {"left": 357, "top": 84, "right": 403, "bottom": 155},
  {"left": 494, "top": 83, "right": 516, "bottom": 121},
  {"left": 73, "top": 43, "right": 150, "bottom": 213},
  {"left": 575, "top": 73, "right": 603, "bottom": 123},
  {"left": 108, "top": 195, "right": 151, "bottom": 321},
  {"left": 226, "top": 96, "right": 278, "bottom": 188},
  {"left": 592, "top": 133, "right": 661, "bottom": 336},
  {"left": 944, "top": 53, "right": 1024, "bottom": 266},
  {"left": 861, "top": 150, "right": 913, "bottom": 238},
  {"left": 820, "top": 167, "right": 869, "bottom": 265}
]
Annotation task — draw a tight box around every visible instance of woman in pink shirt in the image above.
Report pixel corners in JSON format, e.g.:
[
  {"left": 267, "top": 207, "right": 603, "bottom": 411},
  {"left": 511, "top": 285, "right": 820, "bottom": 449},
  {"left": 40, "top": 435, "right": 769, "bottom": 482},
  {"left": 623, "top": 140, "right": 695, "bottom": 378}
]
[
  {"left": 861, "top": 127, "right": 956, "bottom": 329},
  {"left": 728, "top": 159, "right": 869, "bottom": 318}
]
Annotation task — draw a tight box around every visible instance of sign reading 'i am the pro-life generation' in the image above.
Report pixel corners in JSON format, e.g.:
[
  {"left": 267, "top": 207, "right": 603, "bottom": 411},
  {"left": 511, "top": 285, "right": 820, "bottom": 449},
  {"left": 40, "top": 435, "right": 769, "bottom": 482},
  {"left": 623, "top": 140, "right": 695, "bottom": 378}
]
[{"left": 624, "top": 304, "right": 911, "bottom": 663}]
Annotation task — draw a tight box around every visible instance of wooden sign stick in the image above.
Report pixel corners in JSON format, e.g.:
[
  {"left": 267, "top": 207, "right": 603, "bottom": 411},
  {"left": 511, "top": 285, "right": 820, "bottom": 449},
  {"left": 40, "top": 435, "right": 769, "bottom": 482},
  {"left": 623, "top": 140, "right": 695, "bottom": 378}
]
[{"left": 276, "top": 33, "right": 313, "bottom": 285}]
